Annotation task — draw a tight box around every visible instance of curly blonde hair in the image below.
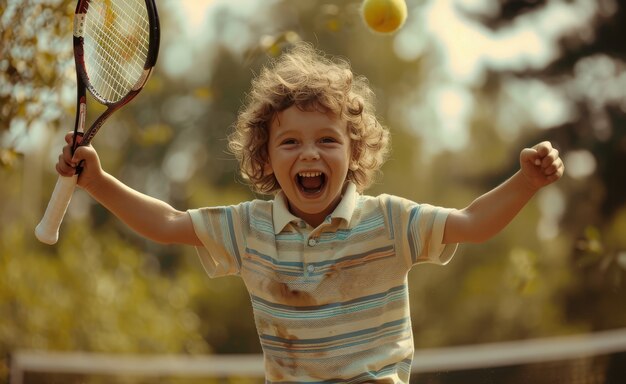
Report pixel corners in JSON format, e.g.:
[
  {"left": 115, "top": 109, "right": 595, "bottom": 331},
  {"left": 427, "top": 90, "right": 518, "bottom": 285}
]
[{"left": 228, "top": 42, "right": 390, "bottom": 194}]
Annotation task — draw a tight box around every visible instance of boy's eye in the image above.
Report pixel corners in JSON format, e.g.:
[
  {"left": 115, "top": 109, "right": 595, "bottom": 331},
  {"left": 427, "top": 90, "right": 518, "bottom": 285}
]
[
  {"left": 320, "top": 137, "right": 337, "bottom": 143},
  {"left": 281, "top": 139, "right": 297, "bottom": 145}
]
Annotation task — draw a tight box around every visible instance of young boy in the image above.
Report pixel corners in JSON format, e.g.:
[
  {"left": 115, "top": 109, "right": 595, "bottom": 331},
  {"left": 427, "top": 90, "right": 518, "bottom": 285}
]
[{"left": 55, "top": 43, "right": 564, "bottom": 382}]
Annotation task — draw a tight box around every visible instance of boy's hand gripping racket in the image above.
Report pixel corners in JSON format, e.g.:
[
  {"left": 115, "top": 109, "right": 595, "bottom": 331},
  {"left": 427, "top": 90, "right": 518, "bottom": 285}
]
[{"left": 35, "top": 0, "right": 160, "bottom": 244}]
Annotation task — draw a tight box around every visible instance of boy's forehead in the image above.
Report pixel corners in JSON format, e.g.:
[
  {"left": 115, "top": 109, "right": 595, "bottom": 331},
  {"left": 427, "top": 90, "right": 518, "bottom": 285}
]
[{"left": 271, "top": 105, "right": 346, "bottom": 130}]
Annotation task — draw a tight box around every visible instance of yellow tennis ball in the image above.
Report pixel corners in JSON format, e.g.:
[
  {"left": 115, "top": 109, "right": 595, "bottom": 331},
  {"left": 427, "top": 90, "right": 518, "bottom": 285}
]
[{"left": 361, "top": 0, "right": 408, "bottom": 34}]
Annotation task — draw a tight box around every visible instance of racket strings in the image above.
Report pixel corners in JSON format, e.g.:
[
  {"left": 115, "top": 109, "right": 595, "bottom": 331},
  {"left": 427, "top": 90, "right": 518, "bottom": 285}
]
[{"left": 83, "top": 0, "right": 150, "bottom": 103}]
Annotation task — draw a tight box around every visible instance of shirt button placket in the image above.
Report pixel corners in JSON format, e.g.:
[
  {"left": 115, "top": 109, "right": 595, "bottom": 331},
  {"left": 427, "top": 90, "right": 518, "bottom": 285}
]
[{"left": 305, "top": 236, "right": 317, "bottom": 276}]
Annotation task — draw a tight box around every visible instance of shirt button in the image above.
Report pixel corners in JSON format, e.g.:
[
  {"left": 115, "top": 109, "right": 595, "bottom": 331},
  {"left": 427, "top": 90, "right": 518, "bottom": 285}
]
[
  {"left": 308, "top": 238, "right": 317, "bottom": 246},
  {"left": 307, "top": 264, "right": 315, "bottom": 273}
]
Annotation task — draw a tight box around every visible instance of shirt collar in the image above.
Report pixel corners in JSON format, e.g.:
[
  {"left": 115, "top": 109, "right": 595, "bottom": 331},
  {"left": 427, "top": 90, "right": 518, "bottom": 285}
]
[{"left": 272, "top": 181, "right": 358, "bottom": 234}]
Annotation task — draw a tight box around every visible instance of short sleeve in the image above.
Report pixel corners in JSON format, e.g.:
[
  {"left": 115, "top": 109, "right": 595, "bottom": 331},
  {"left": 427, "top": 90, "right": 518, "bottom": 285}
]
[
  {"left": 187, "top": 204, "right": 247, "bottom": 278},
  {"left": 408, "top": 204, "right": 457, "bottom": 265},
  {"left": 383, "top": 195, "right": 458, "bottom": 268}
]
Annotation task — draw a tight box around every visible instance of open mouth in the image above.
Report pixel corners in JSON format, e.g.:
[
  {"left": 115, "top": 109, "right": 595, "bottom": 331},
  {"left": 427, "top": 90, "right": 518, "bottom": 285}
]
[{"left": 296, "top": 171, "right": 326, "bottom": 195}]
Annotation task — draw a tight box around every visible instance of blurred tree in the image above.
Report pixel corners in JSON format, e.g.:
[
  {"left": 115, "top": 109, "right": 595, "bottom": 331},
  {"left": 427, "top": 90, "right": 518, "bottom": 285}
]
[{"left": 0, "top": 0, "right": 74, "bottom": 165}]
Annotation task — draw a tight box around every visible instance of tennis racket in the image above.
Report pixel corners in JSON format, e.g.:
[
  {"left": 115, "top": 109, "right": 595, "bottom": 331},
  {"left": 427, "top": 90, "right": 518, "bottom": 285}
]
[{"left": 35, "top": 0, "right": 160, "bottom": 245}]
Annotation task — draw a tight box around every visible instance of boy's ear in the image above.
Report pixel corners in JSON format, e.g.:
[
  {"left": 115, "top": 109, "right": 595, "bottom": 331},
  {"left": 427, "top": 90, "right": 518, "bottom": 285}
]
[{"left": 264, "top": 161, "right": 274, "bottom": 176}]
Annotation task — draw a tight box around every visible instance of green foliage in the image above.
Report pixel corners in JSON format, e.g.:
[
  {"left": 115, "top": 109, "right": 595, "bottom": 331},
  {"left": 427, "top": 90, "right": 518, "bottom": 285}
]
[{"left": 0, "top": 220, "right": 210, "bottom": 356}]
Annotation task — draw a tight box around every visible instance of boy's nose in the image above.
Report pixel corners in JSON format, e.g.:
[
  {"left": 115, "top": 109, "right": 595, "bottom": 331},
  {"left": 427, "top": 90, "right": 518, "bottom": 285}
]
[{"left": 299, "top": 145, "right": 320, "bottom": 161}]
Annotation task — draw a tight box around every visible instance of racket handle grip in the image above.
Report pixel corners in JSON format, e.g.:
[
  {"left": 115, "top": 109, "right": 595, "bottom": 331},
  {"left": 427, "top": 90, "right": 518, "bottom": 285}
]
[{"left": 35, "top": 174, "right": 78, "bottom": 245}]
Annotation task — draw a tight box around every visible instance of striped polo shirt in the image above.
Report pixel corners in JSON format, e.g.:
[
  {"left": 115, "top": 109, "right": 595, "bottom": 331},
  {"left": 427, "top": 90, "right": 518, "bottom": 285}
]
[{"left": 188, "top": 182, "right": 457, "bottom": 383}]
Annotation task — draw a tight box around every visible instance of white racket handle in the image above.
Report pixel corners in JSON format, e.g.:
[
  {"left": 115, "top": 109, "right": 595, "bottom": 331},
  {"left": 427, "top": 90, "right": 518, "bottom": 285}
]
[{"left": 35, "top": 174, "right": 78, "bottom": 245}]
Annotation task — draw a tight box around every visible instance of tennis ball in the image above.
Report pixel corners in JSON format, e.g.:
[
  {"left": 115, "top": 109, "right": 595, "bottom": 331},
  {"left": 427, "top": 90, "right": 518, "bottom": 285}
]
[{"left": 361, "top": 0, "right": 408, "bottom": 34}]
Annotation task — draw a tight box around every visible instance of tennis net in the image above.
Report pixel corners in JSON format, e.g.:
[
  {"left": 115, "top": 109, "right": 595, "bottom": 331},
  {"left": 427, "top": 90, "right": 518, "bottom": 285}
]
[{"left": 9, "top": 328, "right": 626, "bottom": 383}]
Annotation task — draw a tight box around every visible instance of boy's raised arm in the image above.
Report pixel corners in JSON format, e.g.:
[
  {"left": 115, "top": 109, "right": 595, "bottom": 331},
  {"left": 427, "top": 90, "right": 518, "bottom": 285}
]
[
  {"left": 86, "top": 171, "right": 200, "bottom": 246},
  {"left": 443, "top": 141, "right": 564, "bottom": 244},
  {"left": 56, "top": 133, "right": 201, "bottom": 246}
]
